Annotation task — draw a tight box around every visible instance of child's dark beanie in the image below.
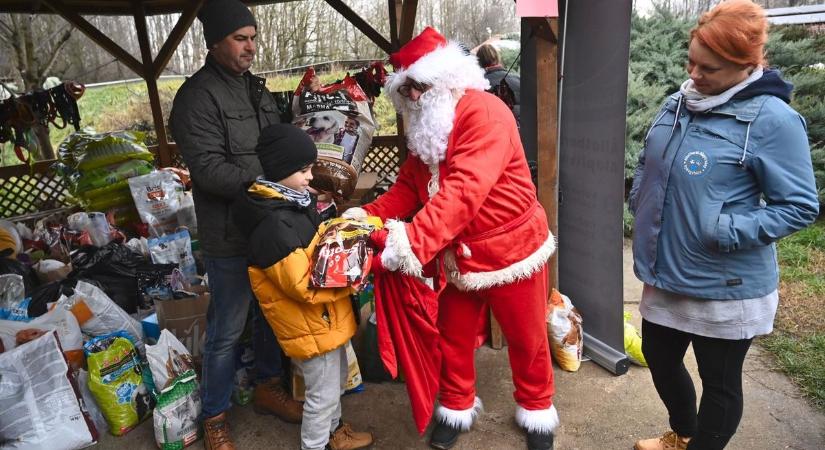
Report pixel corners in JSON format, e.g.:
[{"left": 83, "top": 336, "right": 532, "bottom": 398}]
[{"left": 256, "top": 124, "right": 318, "bottom": 182}]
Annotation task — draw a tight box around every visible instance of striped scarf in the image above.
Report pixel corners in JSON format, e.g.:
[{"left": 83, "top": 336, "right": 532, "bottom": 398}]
[{"left": 256, "top": 177, "right": 311, "bottom": 207}]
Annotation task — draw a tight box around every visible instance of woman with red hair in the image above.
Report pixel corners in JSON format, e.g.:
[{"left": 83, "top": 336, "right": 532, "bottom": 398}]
[{"left": 629, "top": 1, "right": 819, "bottom": 449}]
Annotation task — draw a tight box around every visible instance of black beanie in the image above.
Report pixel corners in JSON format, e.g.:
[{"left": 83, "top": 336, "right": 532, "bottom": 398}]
[
  {"left": 256, "top": 124, "right": 318, "bottom": 183},
  {"left": 198, "top": 0, "right": 257, "bottom": 48}
]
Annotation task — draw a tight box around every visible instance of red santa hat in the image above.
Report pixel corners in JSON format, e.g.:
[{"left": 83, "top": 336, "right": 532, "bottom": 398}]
[{"left": 385, "top": 27, "right": 489, "bottom": 107}]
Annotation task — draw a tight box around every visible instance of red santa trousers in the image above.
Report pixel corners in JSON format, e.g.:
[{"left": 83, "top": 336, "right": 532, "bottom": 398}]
[{"left": 436, "top": 264, "right": 555, "bottom": 426}]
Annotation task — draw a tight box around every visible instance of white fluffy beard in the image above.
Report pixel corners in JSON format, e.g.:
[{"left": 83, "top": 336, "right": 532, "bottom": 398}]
[{"left": 402, "top": 86, "right": 457, "bottom": 166}]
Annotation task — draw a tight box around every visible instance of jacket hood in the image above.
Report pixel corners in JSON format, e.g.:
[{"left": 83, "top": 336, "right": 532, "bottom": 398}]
[
  {"left": 232, "top": 182, "right": 312, "bottom": 237},
  {"left": 732, "top": 68, "right": 793, "bottom": 104}
]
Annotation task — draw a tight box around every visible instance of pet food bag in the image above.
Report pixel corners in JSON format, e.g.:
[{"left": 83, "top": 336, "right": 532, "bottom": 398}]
[
  {"left": 292, "top": 67, "right": 376, "bottom": 199},
  {"left": 146, "top": 329, "right": 196, "bottom": 392},
  {"left": 148, "top": 229, "right": 197, "bottom": 285},
  {"left": 128, "top": 171, "right": 184, "bottom": 237},
  {"left": 0, "top": 332, "right": 98, "bottom": 450},
  {"left": 153, "top": 370, "right": 201, "bottom": 450},
  {"left": 624, "top": 312, "right": 648, "bottom": 367},
  {"left": 547, "top": 289, "right": 584, "bottom": 372},
  {"left": 84, "top": 331, "right": 154, "bottom": 435},
  {"left": 310, "top": 218, "right": 375, "bottom": 289}
]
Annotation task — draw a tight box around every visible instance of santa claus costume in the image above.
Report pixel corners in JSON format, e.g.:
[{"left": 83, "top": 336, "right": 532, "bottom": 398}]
[{"left": 346, "top": 27, "right": 559, "bottom": 449}]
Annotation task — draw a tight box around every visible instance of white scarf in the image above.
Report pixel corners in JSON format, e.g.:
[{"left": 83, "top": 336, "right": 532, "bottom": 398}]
[{"left": 679, "top": 66, "right": 763, "bottom": 112}]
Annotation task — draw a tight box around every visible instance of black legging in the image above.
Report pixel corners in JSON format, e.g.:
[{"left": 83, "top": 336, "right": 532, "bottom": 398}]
[{"left": 641, "top": 319, "right": 753, "bottom": 450}]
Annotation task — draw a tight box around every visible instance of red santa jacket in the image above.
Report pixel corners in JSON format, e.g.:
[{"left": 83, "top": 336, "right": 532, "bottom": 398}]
[{"left": 363, "top": 90, "right": 555, "bottom": 291}]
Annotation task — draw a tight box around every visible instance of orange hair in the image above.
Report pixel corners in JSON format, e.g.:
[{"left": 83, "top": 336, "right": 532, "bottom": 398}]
[{"left": 690, "top": 0, "right": 768, "bottom": 67}]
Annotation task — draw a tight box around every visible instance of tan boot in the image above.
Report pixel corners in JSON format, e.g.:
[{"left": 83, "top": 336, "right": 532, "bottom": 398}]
[
  {"left": 253, "top": 377, "right": 303, "bottom": 424},
  {"left": 329, "top": 422, "right": 374, "bottom": 450},
  {"left": 634, "top": 430, "right": 691, "bottom": 450},
  {"left": 203, "top": 412, "right": 235, "bottom": 450}
]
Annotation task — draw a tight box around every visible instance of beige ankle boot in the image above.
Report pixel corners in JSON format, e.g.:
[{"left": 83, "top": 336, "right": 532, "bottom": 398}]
[{"left": 634, "top": 430, "right": 691, "bottom": 450}]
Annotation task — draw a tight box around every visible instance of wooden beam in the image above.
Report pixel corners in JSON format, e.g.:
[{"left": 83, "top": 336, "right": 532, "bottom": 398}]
[
  {"left": 534, "top": 17, "right": 560, "bottom": 289},
  {"left": 152, "top": 0, "right": 203, "bottom": 79},
  {"left": 324, "top": 0, "right": 392, "bottom": 55},
  {"left": 527, "top": 17, "right": 558, "bottom": 44},
  {"left": 133, "top": 0, "right": 171, "bottom": 167},
  {"left": 398, "top": 0, "right": 418, "bottom": 45},
  {"left": 388, "top": 0, "right": 402, "bottom": 50},
  {"left": 42, "top": 0, "right": 145, "bottom": 77}
]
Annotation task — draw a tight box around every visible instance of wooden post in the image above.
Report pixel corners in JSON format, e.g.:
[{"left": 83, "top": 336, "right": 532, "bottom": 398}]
[
  {"left": 529, "top": 18, "right": 559, "bottom": 290},
  {"left": 133, "top": 0, "right": 171, "bottom": 167}
]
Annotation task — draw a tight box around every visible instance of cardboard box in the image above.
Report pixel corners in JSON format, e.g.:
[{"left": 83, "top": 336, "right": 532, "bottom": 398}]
[{"left": 155, "top": 286, "right": 209, "bottom": 359}]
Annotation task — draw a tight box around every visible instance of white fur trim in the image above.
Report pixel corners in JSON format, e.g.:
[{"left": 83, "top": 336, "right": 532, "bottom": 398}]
[
  {"left": 384, "top": 219, "right": 423, "bottom": 278},
  {"left": 516, "top": 404, "right": 559, "bottom": 434},
  {"left": 446, "top": 232, "right": 556, "bottom": 291},
  {"left": 385, "top": 41, "right": 489, "bottom": 109},
  {"left": 436, "top": 397, "right": 483, "bottom": 431}
]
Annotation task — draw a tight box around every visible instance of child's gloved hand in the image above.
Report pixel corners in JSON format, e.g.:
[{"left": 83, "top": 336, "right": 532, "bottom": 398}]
[{"left": 369, "top": 228, "right": 389, "bottom": 250}]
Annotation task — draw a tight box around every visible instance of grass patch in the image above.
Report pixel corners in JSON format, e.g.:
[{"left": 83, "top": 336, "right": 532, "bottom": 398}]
[
  {"left": 761, "top": 218, "right": 825, "bottom": 412},
  {"left": 761, "top": 332, "right": 825, "bottom": 411}
]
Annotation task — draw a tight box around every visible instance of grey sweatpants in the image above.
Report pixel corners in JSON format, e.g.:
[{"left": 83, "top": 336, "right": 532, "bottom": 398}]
[{"left": 293, "top": 344, "right": 347, "bottom": 450}]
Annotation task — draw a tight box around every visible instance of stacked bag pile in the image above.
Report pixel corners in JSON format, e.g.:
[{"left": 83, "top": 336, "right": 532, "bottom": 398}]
[{"left": 56, "top": 129, "right": 155, "bottom": 228}]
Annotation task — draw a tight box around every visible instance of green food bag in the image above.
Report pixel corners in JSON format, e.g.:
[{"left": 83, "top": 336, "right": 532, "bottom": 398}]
[
  {"left": 623, "top": 312, "right": 648, "bottom": 367},
  {"left": 84, "top": 331, "right": 154, "bottom": 435},
  {"left": 153, "top": 371, "right": 202, "bottom": 450}
]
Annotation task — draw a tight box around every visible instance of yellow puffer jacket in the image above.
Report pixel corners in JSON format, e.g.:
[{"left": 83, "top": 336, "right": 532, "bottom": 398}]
[{"left": 233, "top": 182, "right": 356, "bottom": 360}]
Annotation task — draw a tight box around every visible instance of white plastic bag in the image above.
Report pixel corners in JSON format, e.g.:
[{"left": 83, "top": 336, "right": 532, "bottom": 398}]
[
  {"left": 0, "top": 332, "right": 98, "bottom": 450},
  {"left": 57, "top": 280, "right": 145, "bottom": 353},
  {"left": 547, "top": 289, "right": 584, "bottom": 372}
]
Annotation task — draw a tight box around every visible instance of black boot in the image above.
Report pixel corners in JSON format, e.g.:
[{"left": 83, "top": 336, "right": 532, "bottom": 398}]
[
  {"left": 429, "top": 421, "right": 461, "bottom": 450},
  {"left": 526, "top": 430, "right": 554, "bottom": 450}
]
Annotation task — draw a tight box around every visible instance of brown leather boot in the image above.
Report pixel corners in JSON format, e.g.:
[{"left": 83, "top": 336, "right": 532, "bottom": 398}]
[
  {"left": 634, "top": 430, "right": 691, "bottom": 450},
  {"left": 329, "top": 422, "right": 374, "bottom": 450},
  {"left": 203, "top": 412, "right": 235, "bottom": 450},
  {"left": 252, "top": 377, "right": 303, "bottom": 424}
]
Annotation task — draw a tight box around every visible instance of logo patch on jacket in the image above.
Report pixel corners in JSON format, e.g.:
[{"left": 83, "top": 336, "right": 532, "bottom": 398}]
[{"left": 683, "top": 151, "right": 709, "bottom": 176}]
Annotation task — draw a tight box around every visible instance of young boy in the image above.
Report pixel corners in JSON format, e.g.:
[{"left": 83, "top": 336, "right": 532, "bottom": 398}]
[{"left": 232, "top": 124, "right": 374, "bottom": 450}]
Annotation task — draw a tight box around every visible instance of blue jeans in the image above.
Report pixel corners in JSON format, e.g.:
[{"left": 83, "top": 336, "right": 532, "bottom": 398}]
[{"left": 201, "top": 256, "right": 283, "bottom": 418}]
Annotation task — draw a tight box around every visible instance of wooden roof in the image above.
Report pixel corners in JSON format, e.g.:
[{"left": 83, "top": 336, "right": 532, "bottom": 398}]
[{"left": 0, "top": 0, "right": 293, "bottom": 16}]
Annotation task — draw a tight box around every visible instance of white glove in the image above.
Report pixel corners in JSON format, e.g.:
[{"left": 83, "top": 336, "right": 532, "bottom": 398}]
[
  {"left": 380, "top": 245, "right": 401, "bottom": 272},
  {"left": 341, "top": 207, "right": 368, "bottom": 220}
]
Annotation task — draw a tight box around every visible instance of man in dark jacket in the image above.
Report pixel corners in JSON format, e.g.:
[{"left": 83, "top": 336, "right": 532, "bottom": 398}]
[{"left": 169, "top": 1, "right": 300, "bottom": 448}]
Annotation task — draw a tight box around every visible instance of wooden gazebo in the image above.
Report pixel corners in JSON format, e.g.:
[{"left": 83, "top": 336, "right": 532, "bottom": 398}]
[{"left": 1, "top": 1, "right": 634, "bottom": 375}]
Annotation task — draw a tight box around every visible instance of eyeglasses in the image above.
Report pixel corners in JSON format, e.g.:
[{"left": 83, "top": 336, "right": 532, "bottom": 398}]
[{"left": 397, "top": 80, "right": 430, "bottom": 98}]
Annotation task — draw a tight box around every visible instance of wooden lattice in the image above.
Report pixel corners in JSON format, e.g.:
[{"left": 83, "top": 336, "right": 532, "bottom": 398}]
[
  {"left": 0, "top": 136, "right": 403, "bottom": 220},
  {"left": 361, "top": 135, "right": 402, "bottom": 178},
  {"left": 0, "top": 161, "right": 72, "bottom": 219}
]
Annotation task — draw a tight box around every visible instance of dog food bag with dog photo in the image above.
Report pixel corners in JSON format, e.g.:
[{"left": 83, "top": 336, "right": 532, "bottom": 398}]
[
  {"left": 292, "top": 67, "right": 376, "bottom": 199},
  {"left": 84, "top": 331, "right": 154, "bottom": 436},
  {"left": 547, "top": 289, "right": 584, "bottom": 372}
]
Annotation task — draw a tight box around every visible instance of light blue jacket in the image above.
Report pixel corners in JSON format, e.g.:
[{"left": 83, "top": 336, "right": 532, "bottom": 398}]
[{"left": 629, "top": 91, "right": 819, "bottom": 300}]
